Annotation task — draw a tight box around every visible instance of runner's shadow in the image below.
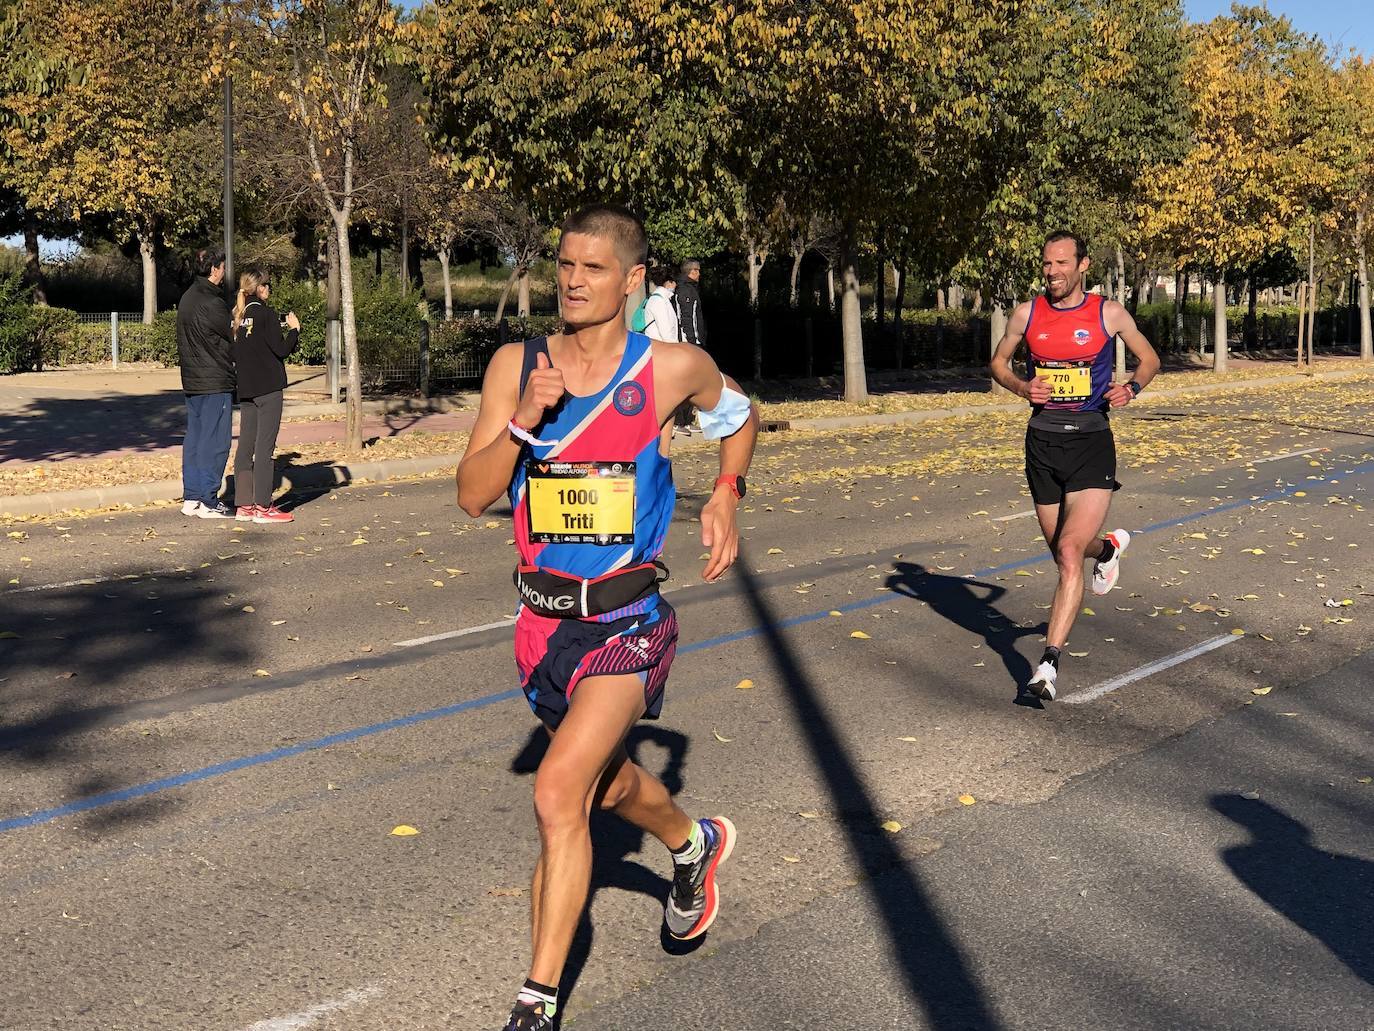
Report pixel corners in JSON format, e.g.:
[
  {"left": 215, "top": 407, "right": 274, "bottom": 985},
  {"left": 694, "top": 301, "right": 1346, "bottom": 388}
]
[
  {"left": 885, "top": 561, "right": 1046, "bottom": 706},
  {"left": 1212, "top": 794, "right": 1373, "bottom": 986},
  {"left": 510, "top": 725, "right": 691, "bottom": 1026},
  {"left": 738, "top": 559, "right": 1002, "bottom": 1029}
]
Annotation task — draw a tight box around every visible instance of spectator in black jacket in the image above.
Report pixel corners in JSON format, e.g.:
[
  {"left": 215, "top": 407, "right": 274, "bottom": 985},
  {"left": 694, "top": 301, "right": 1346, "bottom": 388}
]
[
  {"left": 230, "top": 269, "right": 300, "bottom": 524},
  {"left": 176, "top": 249, "right": 236, "bottom": 519},
  {"left": 676, "top": 259, "right": 707, "bottom": 347}
]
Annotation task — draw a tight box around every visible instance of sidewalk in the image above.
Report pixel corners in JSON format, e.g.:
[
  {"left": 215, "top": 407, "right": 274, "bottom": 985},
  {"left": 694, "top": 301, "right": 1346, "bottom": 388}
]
[{"left": 3, "top": 357, "right": 1371, "bottom": 519}]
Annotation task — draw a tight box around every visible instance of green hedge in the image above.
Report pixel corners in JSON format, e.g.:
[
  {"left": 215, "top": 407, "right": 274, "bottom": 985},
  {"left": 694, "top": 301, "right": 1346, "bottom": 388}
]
[{"left": 0, "top": 271, "right": 37, "bottom": 373}]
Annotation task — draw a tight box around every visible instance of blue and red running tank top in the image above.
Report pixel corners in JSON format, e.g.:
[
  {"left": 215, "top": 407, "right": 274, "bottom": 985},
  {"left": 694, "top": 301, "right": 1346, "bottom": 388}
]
[
  {"left": 507, "top": 333, "right": 674, "bottom": 622},
  {"left": 1024, "top": 292, "right": 1114, "bottom": 432}
]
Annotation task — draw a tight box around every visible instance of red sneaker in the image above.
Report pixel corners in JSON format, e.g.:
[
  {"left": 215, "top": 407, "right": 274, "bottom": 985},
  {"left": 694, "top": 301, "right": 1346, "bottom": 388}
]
[
  {"left": 252, "top": 505, "right": 294, "bottom": 524},
  {"left": 235, "top": 505, "right": 260, "bottom": 521}
]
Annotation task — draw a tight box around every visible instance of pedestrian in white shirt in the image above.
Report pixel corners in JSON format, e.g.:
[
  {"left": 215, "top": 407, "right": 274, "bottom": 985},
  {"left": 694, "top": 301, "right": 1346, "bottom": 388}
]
[{"left": 642, "top": 266, "right": 682, "bottom": 342}]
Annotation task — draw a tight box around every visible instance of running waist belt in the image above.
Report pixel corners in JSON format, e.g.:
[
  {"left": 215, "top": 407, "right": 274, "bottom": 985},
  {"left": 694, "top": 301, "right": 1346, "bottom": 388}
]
[{"left": 513, "top": 561, "right": 668, "bottom": 619}]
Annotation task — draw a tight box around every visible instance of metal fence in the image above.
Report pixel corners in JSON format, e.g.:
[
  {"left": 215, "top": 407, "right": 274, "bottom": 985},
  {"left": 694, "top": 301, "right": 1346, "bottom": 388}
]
[{"left": 69, "top": 312, "right": 158, "bottom": 367}]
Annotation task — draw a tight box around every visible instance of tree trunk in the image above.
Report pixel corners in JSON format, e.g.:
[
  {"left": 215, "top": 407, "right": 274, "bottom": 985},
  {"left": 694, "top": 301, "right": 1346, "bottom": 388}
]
[
  {"left": 439, "top": 244, "right": 453, "bottom": 320},
  {"left": 22, "top": 220, "right": 46, "bottom": 305},
  {"left": 840, "top": 226, "right": 867, "bottom": 403},
  {"left": 335, "top": 216, "right": 363, "bottom": 457},
  {"left": 892, "top": 261, "right": 907, "bottom": 333},
  {"left": 1212, "top": 271, "right": 1227, "bottom": 373},
  {"left": 494, "top": 267, "right": 519, "bottom": 321},
  {"left": 1305, "top": 222, "right": 1317, "bottom": 364},
  {"left": 326, "top": 229, "right": 342, "bottom": 403},
  {"left": 990, "top": 304, "right": 1011, "bottom": 395},
  {"left": 874, "top": 230, "right": 887, "bottom": 330},
  {"left": 746, "top": 242, "right": 765, "bottom": 310},
  {"left": 1296, "top": 282, "right": 1308, "bottom": 366},
  {"left": 936, "top": 285, "right": 946, "bottom": 311},
  {"left": 517, "top": 268, "right": 531, "bottom": 317},
  {"left": 139, "top": 231, "right": 157, "bottom": 323},
  {"left": 1358, "top": 211, "right": 1372, "bottom": 362},
  {"left": 1114, "top": 245, "right": 1127, "bottom": 378},
  {"left": 1174, "top": 269, "right": 1185, "bottom": 352},
  {"left": 789, "top": 243, "right": 803, "bottom": 309},
  {"left": 399, "top": 212, "right": 410, "bottom": 291},
  {"left": 826, "top": 264, "right": 835, "bottom": 310}
]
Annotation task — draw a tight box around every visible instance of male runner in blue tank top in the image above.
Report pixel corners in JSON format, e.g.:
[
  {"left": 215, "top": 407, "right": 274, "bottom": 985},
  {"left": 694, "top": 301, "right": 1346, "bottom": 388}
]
[
  {"left": 991, "top": 231, "right": 1160, "bottom": 701},
  {"left": 456, "top": 204, "right": 759, "bottom": 1031}
]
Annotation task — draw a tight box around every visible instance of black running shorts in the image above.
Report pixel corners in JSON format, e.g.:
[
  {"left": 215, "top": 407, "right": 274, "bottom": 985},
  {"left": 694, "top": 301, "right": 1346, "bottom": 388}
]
[{"left": 1024, "top": 427, "right": 1119, "bottom": 506}]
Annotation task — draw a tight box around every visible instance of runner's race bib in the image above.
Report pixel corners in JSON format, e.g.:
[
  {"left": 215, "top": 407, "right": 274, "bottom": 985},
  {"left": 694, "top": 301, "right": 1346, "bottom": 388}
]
[
  {"left": 526, "top": 461, "right": 636, "bottom": 545},
  {"left": 1035, "top": 361, "right": 1092, "bottom": 402}
]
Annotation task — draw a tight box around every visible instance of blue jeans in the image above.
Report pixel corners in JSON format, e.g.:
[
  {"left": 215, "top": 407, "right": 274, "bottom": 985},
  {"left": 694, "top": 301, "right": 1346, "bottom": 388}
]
[{"left": 182, "top": 392, "right": 233, "bottom": 505}]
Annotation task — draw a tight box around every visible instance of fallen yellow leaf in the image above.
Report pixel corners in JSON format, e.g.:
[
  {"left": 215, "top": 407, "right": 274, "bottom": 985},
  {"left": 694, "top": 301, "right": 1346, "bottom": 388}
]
[
  {"left": 1231, "top": 628, "right": 1246, "bottom": 636},
  {"left": 829, "top": 610, "right": 843, "bottom": 617},
  {"left": 253, "top": 669, "right": 271, "bottom": 677},
  {"left": 958, "top": 794, "right": 976, "bottom": 806},
  {"left": 897, "top": 736, "right": 918, "bottom": 742},
  {"left": 767, "top": 547, "right": 784, "bottom": 555},
  {"left": 390, "top": 825, "right": 419, "bottom": 837},
  {"left": 881, "top": 820, "right": 903, "bottom": 833},
  {"left": 782, "top": 855, "right": 801, "bottom": 863},
  {"left": 850, "top": 630, "right": 871, "bottom": 640},
  {"left": 712, "top": 729, "right": 733, "bottom": 743},
  {"left": 735, "top": 678, "right": 755, "bottom": 690},
  {"left": 1251, "top": 686, "right": 1272, "bottom": 696}
]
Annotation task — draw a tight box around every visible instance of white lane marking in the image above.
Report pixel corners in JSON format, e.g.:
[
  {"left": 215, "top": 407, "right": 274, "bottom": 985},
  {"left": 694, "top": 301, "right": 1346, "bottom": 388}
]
[
  {"left": 394, "top": 618, "right": 516, "bottom": 648},
  {"left": 241, "top": 984, "right": 381, "bottom": 1031},
  {"left": 992, "top": 510, "right": 1037, "bottom": 522},
  {"left": 1061, "top": 634, "right": 1240, "bottom": 705},
  {"left": 6, "top": 568, "right": 185, "bottom": 594},
  {"left": 1249, "top": 446, "right": 1324, "bottom": 465}
]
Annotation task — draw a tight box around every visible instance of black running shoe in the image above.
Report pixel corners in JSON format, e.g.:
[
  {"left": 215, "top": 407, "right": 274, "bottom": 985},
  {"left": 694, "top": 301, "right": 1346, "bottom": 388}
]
[
  {"left": 502, "top": 1001, "right": 552, "bottom": 1031},
  {"left": 664, "top": 816, "right": 736, "bottom": 940}
]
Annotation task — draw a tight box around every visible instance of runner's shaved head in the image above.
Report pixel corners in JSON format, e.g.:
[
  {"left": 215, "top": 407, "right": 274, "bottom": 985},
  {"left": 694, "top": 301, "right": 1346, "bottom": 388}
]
[{"left": 560, "top": 204, "right": 649, "bottom": 272}]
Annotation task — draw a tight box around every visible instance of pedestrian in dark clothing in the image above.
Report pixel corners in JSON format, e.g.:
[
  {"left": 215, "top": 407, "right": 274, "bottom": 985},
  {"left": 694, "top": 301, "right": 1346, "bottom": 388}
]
[
  {"left": 231, "top": 269, "right": 299, "bottom": 524},
  {"left": 673, "top": 259, "right": 708, "bottom": 432},
  {"left": 177, "top": 248, "right": 236, "bottom": 518},
  {"left": 676, "top": 259, "right": 707, "bottom": 347}
]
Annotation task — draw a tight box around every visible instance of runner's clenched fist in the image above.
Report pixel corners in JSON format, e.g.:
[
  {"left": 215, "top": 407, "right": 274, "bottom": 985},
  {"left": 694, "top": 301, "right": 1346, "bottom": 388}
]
[{"left": 514, "top": 350, "right": 565, "bottom": 429}]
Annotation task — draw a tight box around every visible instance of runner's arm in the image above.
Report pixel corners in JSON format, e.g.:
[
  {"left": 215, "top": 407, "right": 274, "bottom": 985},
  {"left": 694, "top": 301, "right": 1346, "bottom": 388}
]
[
  {"left": 660, "top": 342, "right": 760, "bottom": 581},
  {"left": 990, "top": 302, "right": 1048, "bottom": 403},
  {"left": 455, "top": 343, "right": 528, "bottom": 517},
  {"left": 1102, "top": 301, "right": 1161, "bottom": 408}
]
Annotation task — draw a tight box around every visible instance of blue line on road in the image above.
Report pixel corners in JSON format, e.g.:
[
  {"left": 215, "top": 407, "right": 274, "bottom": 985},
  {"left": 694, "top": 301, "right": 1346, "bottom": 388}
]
[{"left": 4, "top": 453, "right": 1372, "bottom": 835}]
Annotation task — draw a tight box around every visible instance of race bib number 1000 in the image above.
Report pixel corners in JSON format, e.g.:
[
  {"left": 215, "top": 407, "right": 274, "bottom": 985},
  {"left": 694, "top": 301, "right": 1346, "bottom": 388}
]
[
  {"left": 1035, "top": 362, "right": 1092, "bottom": 402},
  {"left": 526, "top": 461, "right": 636, "bottom": 545}
]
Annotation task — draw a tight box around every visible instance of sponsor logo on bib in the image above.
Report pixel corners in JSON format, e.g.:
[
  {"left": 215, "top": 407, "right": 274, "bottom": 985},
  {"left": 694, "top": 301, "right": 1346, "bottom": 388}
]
[{"left": 614, "top": 381, "right": 647, "bottom": 416}]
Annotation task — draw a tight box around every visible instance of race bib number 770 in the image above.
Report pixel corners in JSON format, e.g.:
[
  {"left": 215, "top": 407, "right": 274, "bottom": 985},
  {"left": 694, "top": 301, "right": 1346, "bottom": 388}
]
[{"left": 1035, "top": 362, "right": 1092, "bottom": 402}]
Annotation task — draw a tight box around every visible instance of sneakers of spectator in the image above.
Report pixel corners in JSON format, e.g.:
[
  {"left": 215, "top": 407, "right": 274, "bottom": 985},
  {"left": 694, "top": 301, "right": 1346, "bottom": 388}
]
[
  {"left": 197, "top": 501, "right": 234, "bottom": 519},
  {"left": 252, "top": 505, "right": 294, "bottom": 524},
  {"left": 235, "top": 505, "right": 260, "bottom": 521},
  {"left": 181, "top": 500, "right": 203, "bottom": 517}
]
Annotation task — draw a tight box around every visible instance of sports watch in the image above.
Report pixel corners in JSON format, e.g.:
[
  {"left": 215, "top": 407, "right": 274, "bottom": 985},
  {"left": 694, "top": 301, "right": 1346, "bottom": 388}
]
[
  {"left": 1126, "top": 380, "right": 1143, "bottom": 397},
  {"left": 714, "top": 474, "right": 747, "bottom": 500}
]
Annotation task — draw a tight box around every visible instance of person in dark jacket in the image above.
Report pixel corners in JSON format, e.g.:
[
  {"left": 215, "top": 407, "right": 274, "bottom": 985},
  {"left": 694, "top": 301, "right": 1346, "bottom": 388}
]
[
  {"left": 675, "top": 259, "right": 707, "bottom": 347},
  {"left": 230, "top": 269, "right": 300, "bottom": 524},
  {"left": 176, "top": 249, "right": 236, "bottom": 518}
]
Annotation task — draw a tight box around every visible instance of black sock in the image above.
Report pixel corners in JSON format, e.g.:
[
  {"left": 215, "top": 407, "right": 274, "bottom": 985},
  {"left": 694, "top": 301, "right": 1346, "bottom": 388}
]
[
  {"left": 1041, "top": 646, "right": 1061, "bottom": 670},
  {"left": 1098, "top": 537, "right": 1115, "bottom": 563},
  {"left": 516, "top": 979, "right": 558, "bottom": 1018}
]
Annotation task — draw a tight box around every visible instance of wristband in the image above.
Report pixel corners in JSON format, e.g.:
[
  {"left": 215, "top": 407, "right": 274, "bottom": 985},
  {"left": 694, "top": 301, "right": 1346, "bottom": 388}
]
[
  {"left": 508, "top": 419, "right": 561, "bottom": 448},
  {"left": 1126, "top": 380, "right": 1142, "bottom": 397}
]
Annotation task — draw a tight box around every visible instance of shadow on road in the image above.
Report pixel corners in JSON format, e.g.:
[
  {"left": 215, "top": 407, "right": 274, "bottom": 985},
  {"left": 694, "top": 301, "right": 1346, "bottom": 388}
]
[
  {"left": 1212, "top": 793, "right": 1373, "bottom": 987},
  {"left": 738, "top": 557, "right": 1001, "bottom": 1029},
  {"left": 885, "top": 561, "right": 1045, "bottom": 705},
  {"left": 0, "top": 389, "right": 189, "bottom": 464}
]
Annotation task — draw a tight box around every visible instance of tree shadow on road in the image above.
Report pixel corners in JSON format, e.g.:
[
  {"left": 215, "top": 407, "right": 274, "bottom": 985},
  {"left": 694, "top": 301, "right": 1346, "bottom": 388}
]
[
  {"left": 1212, "top": 793, "right": 1373, "bottom": 987},
  {"left": 509, "top": 723, "right": 691, "bottom": 1026},
  {"left": 738, "top": 558, "right": 1002, "bottom": 1030},
  {"left": 0, "top": 568, "right": 253, "bottom": 832},
  {"left": 885, "top": 561, "right": 1046, "bottom": 706}
]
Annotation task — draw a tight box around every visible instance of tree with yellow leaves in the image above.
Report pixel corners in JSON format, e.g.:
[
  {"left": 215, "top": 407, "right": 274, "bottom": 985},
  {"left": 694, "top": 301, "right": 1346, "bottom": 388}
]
[
  {"left": 0, "top": 0, "right": 221, "bottom": 322},
  {"left": 241, "top": 0, "right": 399, "bottom": 456},
  {"left": 1141, "top": 6, "right": 1324, "bottom": 373}
]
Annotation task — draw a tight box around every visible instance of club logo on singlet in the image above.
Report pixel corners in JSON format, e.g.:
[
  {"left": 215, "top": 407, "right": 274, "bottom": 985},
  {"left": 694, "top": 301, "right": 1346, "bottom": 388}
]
[
  {"left": 1073, "top": 328, "right": 1092, "bottom": 345},
  {"left": 614, "top": 381, "right": 646, "bottom": 416}
]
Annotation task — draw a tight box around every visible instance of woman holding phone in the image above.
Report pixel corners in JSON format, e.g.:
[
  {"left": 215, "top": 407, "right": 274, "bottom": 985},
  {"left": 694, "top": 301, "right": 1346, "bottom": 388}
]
[{"left": 231, "top": 269, "right": 299, "bottom": 523}]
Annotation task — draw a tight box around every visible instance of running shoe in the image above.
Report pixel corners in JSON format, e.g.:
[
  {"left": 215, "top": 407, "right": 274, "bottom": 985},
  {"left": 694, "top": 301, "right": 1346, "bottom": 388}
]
[
  {"left": 501, "top": 1001, "right": 552, "bottom": 1031},
  {"left": 664, "top": 816, "right": 736, "bottom": 940},
  {"left": 181, "top": 500, "right": 203, "bottom": 517},
  {"left": 252, "top": 504, "right": 294, "bottom": 524},
  {"left": 235, "top": 505, "right": 260, "bottom": 521},
  {"left": 1026, "top": 661, "right": 1058, "bottom": 701},
  {"left": 1091, "top": 529, "right": 1131, "bottom": 596},
  {"left": 197, "top": 501, "right": 234, "bottom": 519}
]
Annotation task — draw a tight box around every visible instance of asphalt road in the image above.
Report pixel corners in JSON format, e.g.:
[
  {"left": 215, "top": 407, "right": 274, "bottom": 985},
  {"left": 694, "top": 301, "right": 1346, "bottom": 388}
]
[{"left": 1, "top": 385, "right": 1372, "bottom": 1031}]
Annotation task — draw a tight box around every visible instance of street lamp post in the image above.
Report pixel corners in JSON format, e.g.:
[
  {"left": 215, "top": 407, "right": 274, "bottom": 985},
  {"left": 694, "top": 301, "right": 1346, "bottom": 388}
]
[{"left": 223, "top": 70, "right": 234, "bottom": 298}]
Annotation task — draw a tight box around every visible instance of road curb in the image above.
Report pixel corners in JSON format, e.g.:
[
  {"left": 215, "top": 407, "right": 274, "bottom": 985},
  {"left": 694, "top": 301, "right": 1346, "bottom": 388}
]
[{"left": 0, "top": 453, "right": 459, "bottom": 519}]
